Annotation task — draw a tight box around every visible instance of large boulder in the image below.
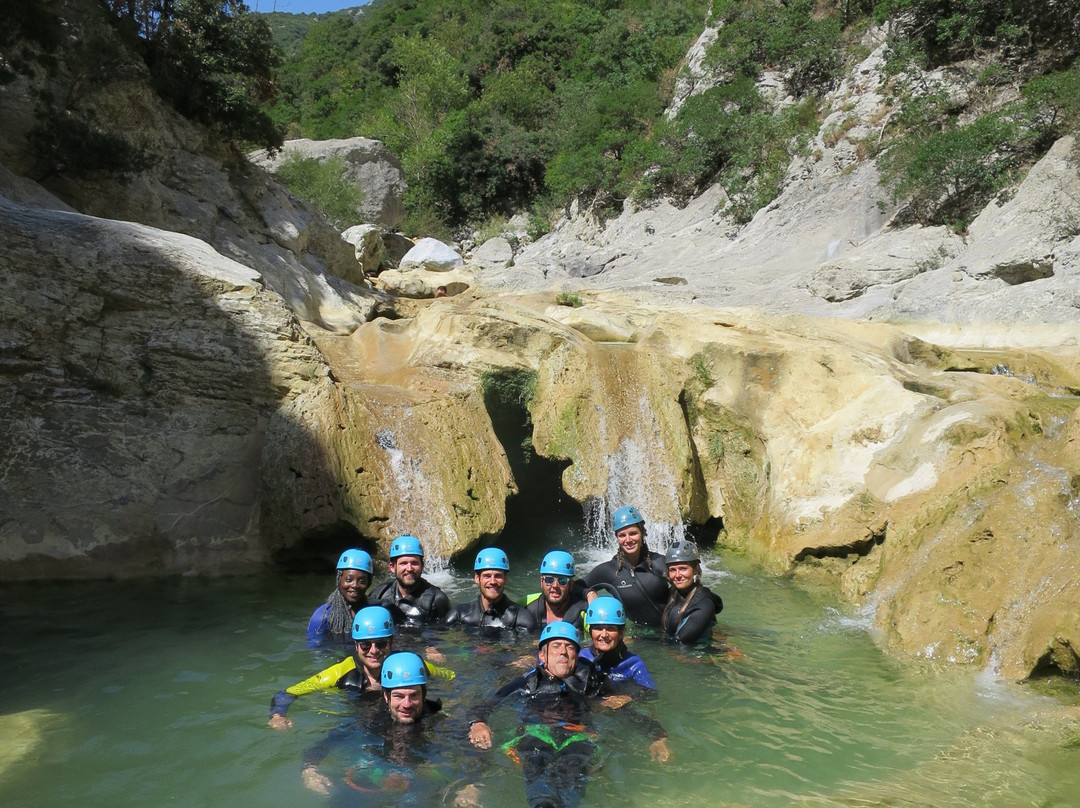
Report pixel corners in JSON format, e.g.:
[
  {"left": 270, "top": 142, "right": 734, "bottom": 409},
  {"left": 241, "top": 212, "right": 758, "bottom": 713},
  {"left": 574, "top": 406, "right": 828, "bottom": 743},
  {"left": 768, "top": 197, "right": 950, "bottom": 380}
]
[
  {"left": 249, "top": 137, "right": 407, "bottom": 230},
  {"left": 400, "top": 237, "right": 465, "bottom": 271}
]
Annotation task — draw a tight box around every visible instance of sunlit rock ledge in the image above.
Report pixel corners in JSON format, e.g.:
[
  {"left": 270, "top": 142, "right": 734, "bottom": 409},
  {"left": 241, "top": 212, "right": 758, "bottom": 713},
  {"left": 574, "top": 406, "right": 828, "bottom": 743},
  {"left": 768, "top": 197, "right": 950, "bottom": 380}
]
[{"left": 5, "top": 200, "right": 1077, "bottom": 679}]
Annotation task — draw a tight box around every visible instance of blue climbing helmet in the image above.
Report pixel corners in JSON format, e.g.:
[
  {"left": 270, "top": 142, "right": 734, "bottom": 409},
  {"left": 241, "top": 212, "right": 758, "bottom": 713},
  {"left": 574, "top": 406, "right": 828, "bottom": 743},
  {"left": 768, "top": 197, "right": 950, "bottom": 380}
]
[
  {"left": 585, "top": 596, "right": 626, "bottom": 627},
  {"left": 390, "top": 535, "right": 424, "bottom": 559},
  {"left": 352, "top": 605, "right": 395, "bottom": 640},
  {"left": 611, "top": 506, "right": 644, "bottom": 533},
  {"left": 474, "top": 547, "right": 510, "bottom": 572},
  {"left": 337, "top": 548, "right": 373, "bottom": 573},
  {"left": 539, "top": 620, "right": 581, "bottom": 649},
  {"left": 539, "top": 550, "right": 574, "bottom": 577},
  {"left": 381, "top": 651, "right": 428, "bottom": 688}
]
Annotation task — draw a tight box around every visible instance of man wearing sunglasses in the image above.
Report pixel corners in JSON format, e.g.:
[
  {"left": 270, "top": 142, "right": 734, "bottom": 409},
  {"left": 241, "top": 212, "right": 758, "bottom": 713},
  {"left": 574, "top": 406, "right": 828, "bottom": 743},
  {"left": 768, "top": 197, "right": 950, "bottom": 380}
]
[
  {"left": 525, "top": 551, "right": 589, "bottom": 629},
  {"left": 269, "top": 606, "right": 454, "bottom": 730}
]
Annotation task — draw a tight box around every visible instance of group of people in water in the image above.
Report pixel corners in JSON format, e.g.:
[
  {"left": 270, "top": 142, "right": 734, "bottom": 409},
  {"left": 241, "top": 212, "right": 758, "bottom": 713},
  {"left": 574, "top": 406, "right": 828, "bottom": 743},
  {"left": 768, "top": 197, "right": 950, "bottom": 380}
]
[{"left": 269, "top": 505, "right": 724, "bottom": 808}]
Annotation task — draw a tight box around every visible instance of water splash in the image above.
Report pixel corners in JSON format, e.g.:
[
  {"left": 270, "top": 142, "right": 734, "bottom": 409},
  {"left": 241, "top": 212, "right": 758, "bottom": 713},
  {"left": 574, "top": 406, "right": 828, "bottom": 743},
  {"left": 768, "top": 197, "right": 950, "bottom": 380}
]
[
  {"left": 376, "top": 426, "right": 452, "bottom": 571},
  {"left": 583, "top": 383, "right": 688, "bottom": 551}
]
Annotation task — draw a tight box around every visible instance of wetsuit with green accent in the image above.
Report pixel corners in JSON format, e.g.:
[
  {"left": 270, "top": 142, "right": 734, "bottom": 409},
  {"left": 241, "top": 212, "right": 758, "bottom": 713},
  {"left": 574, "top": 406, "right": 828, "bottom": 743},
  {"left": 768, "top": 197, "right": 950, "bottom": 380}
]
[
  {"left": 467, "top": 661, "right": 607, "bottom": 808},
  {"left": 270, "top": 656, "right": 455, "bottom": 721}
]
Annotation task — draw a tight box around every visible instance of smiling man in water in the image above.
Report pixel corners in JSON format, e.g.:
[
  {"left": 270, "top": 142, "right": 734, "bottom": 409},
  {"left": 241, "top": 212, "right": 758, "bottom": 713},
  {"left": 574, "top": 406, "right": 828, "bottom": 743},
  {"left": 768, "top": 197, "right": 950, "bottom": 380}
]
[
  {"left": 368, "top": 535, "right": 451, "bottom": 628},
  {"left": 444, "top": 547, "right": 537, "bottom": 634},
  {"left": 301, "top": 651, "right": 445, "bottom": 796}
]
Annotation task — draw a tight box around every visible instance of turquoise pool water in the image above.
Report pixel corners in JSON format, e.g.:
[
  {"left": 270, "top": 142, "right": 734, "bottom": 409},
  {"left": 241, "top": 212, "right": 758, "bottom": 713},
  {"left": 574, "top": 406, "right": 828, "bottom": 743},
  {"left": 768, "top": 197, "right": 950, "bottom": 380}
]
[{"left": 2, "top": 527, "right": 1078, "bottom": 808}]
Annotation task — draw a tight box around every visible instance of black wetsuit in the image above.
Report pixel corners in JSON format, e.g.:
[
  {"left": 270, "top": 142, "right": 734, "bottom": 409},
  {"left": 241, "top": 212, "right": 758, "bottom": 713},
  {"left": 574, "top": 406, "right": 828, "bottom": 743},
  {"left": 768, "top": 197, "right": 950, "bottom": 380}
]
[
  {"left": 582, "top": 552, "right": 670, "bottom": 628},
  {"left": 661, "top": 585, "right": 723, "bottom": 644},
  {"left": 302, "top": 699, "right": 446, "bottom": 806},
  {"left": 469, "top": 662, "right": 606, "bottom": 808},
  {"left": 524, "top": 592, "right": 589, "bottom": 629},
  {"left": 368, "top": 578, "right": 451, "bottom": 628},
  {"left": 444, "top": 595, "right": 537, "bottom": 634}
]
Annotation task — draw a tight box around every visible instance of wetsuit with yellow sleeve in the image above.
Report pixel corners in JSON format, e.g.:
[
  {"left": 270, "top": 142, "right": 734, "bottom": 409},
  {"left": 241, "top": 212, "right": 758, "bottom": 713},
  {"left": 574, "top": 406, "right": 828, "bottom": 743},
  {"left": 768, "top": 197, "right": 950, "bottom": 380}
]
[{"left": 269, "top": 656, "right": 455, "bottom": 721}]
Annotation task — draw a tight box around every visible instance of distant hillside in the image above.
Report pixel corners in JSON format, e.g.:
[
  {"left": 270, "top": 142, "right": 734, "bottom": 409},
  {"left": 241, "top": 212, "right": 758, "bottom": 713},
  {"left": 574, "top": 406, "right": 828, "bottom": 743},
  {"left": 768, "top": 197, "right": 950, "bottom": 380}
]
[
  {"left": 265, "top": 0, "right": 1079, "bottom": 239},
  {"left": 258, "top": 4, "right": 373, "bottom": 58}
]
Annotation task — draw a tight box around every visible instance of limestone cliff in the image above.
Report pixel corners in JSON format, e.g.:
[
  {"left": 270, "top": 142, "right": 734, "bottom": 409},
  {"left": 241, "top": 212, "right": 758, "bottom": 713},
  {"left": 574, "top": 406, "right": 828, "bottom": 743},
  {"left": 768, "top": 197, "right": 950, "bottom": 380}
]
[{"left": 1, "top": 0, "right": 1078, "bottom": 682}]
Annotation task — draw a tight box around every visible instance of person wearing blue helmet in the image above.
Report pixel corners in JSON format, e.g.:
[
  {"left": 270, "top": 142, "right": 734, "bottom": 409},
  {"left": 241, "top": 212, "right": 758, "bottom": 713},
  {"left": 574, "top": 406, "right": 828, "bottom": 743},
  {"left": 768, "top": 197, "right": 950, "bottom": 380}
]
[
  {"left": 444, "top": 547, "right": 537, "bottom": 633},
  {"left": 269, "top": 606, "right": 454, "bottom": 731},
  {"left": 579, "top": 596, "right": 657, "bottom": 693},
  {"left": 369, "top": 535, "right": 451, "bottom": 628},
  {"left": 582, "top": 506, "right": 670, "bottom": 628},
  {"left": 466, "top": 621, "right": 669, "bottom": 808},
  {"left": 306, "top": 547, "right": 374, "bottom": 647},
  {"left": 300, "top": 651, "right": 447, "bottom": 796},
  {"left": 525, "top": 550, "right": 588, "bottom": 629}
]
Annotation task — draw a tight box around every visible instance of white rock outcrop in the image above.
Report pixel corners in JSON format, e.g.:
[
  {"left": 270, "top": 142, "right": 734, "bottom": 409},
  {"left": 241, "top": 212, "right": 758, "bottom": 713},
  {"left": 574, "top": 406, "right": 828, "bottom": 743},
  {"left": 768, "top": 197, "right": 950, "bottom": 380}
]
[{"left": 400, "top": 237, "right": 465, "bottom": 271}]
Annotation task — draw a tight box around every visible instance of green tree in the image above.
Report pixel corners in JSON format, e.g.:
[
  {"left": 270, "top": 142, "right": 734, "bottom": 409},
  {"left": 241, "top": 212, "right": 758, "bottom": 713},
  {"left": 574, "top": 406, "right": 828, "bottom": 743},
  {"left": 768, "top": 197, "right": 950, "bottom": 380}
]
[{"left": 106, "top": 0, "right": 282, "bottom": 149}]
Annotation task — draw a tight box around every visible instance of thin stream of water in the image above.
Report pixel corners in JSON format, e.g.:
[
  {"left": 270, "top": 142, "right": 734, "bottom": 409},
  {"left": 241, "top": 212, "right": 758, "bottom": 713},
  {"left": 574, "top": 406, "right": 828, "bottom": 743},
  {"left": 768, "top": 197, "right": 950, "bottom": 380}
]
[{"left": 1, "top": 524, "right": 1078, "bottom": 808}]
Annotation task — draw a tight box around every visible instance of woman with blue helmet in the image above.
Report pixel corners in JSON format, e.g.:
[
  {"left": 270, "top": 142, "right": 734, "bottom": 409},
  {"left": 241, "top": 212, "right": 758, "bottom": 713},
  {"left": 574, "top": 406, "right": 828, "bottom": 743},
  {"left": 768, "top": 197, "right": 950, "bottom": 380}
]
[
  {"left": 307, "top": 547, "right": 374, "bottom": 646},
  {"left": 579, "top": 596, "right": 657, "bottom": 692},
  {"left": 582, "top": 506, "right": 670, "bottom": 628}
]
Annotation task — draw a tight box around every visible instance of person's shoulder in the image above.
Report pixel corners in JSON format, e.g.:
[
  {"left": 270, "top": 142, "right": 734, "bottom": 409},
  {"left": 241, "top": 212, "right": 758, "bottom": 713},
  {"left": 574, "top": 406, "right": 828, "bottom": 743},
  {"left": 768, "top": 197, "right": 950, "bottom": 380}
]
[
  {"left": 583, "top": 558, "right": 617, "bottom": 582},
  {"left": 418, "top": 577, "right": 447, "bottom": 595},
  {"left": 369, "top": 581, "right": 395, "bottom": 599}
]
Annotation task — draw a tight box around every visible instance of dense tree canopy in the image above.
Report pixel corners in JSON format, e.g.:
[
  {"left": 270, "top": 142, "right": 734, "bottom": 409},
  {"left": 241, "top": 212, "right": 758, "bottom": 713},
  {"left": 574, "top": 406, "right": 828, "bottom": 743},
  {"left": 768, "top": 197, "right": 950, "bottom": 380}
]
[
  {"left": 260, "top": 0, "right": 1080, "bottom": 235},
  {"left": 105, "top": 0, "right": 282, "bottom": 150}
]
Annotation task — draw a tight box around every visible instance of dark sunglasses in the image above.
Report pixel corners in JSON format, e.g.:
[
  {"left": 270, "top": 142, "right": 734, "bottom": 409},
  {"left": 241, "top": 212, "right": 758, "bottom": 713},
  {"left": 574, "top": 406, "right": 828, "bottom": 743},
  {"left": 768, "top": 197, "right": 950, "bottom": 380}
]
[
  {"left": 541, "top": 575, "right": 571, "bottom": 586},
  {"left": 357, "top": 639, "right": 391, "bottom": 652}
]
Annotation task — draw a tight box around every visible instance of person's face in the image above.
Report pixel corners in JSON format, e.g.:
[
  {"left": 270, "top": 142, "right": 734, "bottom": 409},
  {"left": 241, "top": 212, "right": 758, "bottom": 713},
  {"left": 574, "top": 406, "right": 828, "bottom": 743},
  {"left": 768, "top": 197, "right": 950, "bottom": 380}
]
[
  {"left": 539, "top": 638, "right": 578, "bottom": 678},
  {"left": 390, "top": 555, "right": 423, "bottom": 588},
  {"left": 385, "top": 685, "right": 425, "bottom": 724},
  {"left": 589, "top": 624, "right": 623, "bottom": 654},
  {"left": 355, "top": 636, "right": 393, "bottom": 676},
  {"left": 540, "top": 573, "right": 572, "bottom": 607},
  {"left": 615, "top": 524, "right": 644, "bottom": 559},
  {"left": 474, "top": 569, "right": 506, "bottom": 601},
  {"left": 339, "top": 569, "right": 370, "bottom": 606},
  {"left": 667, "top": 562, "right": 697, "bottom": 592}
]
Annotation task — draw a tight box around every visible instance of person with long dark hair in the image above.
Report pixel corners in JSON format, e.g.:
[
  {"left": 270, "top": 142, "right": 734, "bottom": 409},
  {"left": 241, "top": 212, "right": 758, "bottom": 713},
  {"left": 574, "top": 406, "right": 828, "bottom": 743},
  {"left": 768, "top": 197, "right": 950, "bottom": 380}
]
[
  {"left": 660, "top": 541, "right": 723, "bottom": 645},
  {"left": 582, "top": 506, "right": 669, "bottom": 628},
  {"left": 307, "top": 548, "right": 373, "bottom": 646}
]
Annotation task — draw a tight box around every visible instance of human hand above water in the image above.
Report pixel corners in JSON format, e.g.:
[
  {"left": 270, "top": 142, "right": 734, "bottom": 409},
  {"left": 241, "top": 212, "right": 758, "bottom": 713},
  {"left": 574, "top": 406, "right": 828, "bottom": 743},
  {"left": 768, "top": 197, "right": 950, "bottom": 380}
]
[
  {"left": 268, "top": 714, "right": 293, "bottom": 731},
  {"left": 468, "top": 721, "right": 493, "bottom": 749},
  {"left": 600, "top": 694, "right": 632, "bottom": 710},
  {"left": 302, "top": 765, "right": 332, "bottom": 795}
]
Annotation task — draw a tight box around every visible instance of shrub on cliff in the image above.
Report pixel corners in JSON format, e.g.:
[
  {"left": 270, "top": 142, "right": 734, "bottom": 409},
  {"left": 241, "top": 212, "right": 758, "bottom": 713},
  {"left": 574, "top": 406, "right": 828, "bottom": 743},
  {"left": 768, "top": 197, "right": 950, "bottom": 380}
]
[{"left": 880, "top": 66, "right": 1080, "bottom": 229}]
